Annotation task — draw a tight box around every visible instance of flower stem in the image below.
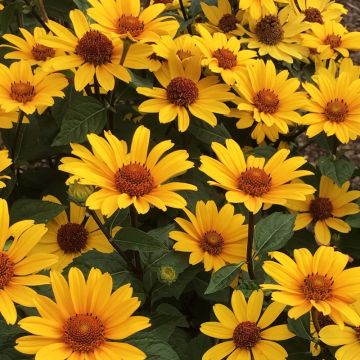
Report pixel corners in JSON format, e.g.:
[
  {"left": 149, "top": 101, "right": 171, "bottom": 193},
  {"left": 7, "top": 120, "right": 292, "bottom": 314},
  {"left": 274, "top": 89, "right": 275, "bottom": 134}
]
[
  {"left": 332, "top": 137, "right": 338, "bottom": 157},
  {"left": 179, "top": 0, "right": 193, "bottom": 34},
  {"left": 130, "top": 206, "right": 143, "bottom": 277},
  {"left": 311, "top": 307, "right": 321, "bottom": 334},
  {"left": 247, "top": 211, "right": 255, "bottom": 280},
  {"left": 11, "top": 111, "right": 25, "bottom": 167}
]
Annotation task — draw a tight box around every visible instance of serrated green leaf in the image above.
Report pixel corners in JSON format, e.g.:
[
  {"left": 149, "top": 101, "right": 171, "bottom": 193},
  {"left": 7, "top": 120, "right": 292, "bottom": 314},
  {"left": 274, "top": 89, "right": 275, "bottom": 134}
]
[
  {"left": 318, "top": 156, "right": 355, "bottom": 186},
  {"left": 287, "top": 313, "right": 311, "bottom": 340},
  {"left": 236, "top": 279, "right": 260, "bottom": 298}
]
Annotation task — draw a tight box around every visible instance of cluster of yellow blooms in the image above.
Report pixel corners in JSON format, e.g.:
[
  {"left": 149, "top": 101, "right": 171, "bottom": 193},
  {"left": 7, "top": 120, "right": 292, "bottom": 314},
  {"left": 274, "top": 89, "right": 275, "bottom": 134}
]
[{"left": 0, "top": 0, "right": 360, "bottom": 359}]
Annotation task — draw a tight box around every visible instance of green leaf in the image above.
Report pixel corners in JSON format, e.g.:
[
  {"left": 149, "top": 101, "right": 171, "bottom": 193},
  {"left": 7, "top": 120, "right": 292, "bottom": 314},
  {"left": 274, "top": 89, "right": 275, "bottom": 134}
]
[
  {"left": 254, "top": 212, "right": 295, "bottom": 257},
  {"left": 189, "top": 122, "right": 231, "bottom": 144},
  {"left": 346, "top": 213, "right": 360, "bottom": 228},
  {"left": 287, "top": 313, "right": 311, "bottom": 340},
  {"left": 236, "top": 279, "right": 260, "bottom": 298},
  {"left": 205, "top": 262, "right": 244, "bottom": 294},
  {"left": 318, "top": 156, "right": 355, "bottom": 186}
]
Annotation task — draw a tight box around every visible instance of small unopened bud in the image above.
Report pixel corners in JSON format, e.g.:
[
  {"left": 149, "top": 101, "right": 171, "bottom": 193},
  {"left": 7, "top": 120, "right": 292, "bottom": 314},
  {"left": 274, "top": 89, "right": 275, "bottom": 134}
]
[
  {"left": 68, "top": 182, "right": 95, "bottom": 205},
  {"left": 158, "top": 265, "right": 177, "bottom": 285}
]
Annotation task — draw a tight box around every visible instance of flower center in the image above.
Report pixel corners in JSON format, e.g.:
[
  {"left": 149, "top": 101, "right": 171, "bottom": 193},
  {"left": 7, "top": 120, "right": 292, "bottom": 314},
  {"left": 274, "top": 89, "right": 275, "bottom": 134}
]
[
  {"left": 355, "top": 327, "right": 360, "bottom": 341},
  {"left": 57, "top": 223, "right": 89, "bottom": 254},
  {"left": 200, "top": 230, "right": 224, "bottom": 255},
  {"left": 324, "top": 99, "right": 348, "bottom": 122},
  {"left": 166, "top": 77, "right": 199, "bottom": 107},
  {"left": 304, "top": 7, "right": 324, "bottom": 23},
  {"left": 117, "top": 15, "right": 145, "bottom": 37},
  {"left": 31, "top": 44, "right": 55, "bottom": 61},
  {"left": 63, "top": 314, "right": 105, "bottom": 352},
  {"left": 309, "top": 197, "right": 333, "bottom": 221},
  {"left": 233, "top": 321, "right": 261, "bottom": 349},
  {"left": 177, "top": 49, "right": 192, "bottom": 61},
  {"left": 75, "top": 30, "right": 113, "bottom": 66},
  {"left": 10, "top": 81, "right": 35, "bottom": 103},
  {"left": 324, "top": 34, "right": 342, "bottom": 49},
  {"left": 0, "top": 252, "right": 14, "bottom": 289},
  {"left": 114, "top": 163, "right": 154, "bottom": 197},
  {"left": 213, "top": 48, "right": 237, "bottom": 69},
  {"left": 255, "top": 15, "right": 284, "bottom": 45},
  {"left": 238, "top": 168, "right": 271, "bottom": 197},
  {"left": 301, "top": 274, "right": 333, "bottom": 301},
  {"left": 218, "top": 13, "right": 238, "bottom": 33},
  {"left": 253, "top": 89, "right": 280, "bottom": 114}
]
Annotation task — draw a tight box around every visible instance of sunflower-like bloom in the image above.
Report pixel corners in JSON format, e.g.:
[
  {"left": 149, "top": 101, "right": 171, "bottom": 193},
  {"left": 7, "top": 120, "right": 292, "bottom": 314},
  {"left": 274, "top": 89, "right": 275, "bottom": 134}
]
[
  {"left": 302, "top": 21, "right": 360, "bottom": 59},
  {"left": 87, "top": 0, "right": 179, "bottom": 42},
  {"left": 287, "top": 176, "right": 360, "bottom": 245},
  {"left": 194, "top": 25, "right": 256, "bottom": 85},
  {"left": 16, "top": 267, "right": 150, "bottom": 359},
  {"left": 0, "top": 199, "right": 57, "bottom": 324},
  {"left": 150, "top": 0, "right": 191, "bottom": 10},
  {"left": 169, "top": 201, "right": 247, "bottom": 272},
  {"left": 0, "top": 150, "right": 12, "bottom": 188},
  {"left": 233, "top": 59, "right": 307, "bottom": 143},
  {"left": 137, "top": 55, "right": 234, "bottom": 132},
  {"left": 240, "top": 0, "right": 285, "bottom": 20},
  {"left": 0, "top": 108, "right": 29, "bottom": 129},
  {"left": 0, "top": 61, "right": 67, "bottom": 114},
  {"left": 201, "top": 290, "right": 294, "bottom": 359},
  {"left": 200, "top": 141, "right": 315, "bottom": 214},
  {"left": 59, "top": 126, "right": 196, "bottom": 216},
  {"left": 262, "top": 246, "right": 360, "bottom": 325}
]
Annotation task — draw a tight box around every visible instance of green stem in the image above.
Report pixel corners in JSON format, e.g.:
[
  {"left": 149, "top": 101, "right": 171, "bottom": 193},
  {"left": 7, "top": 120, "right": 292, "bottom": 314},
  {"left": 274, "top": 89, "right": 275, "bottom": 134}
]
[
  {"left": 247, "top": 211, "right": 255, "bottom": 280},
  {"left": 130, "top": 206, "right": 143, "bottom": 277},
  {"left": 179, "top": 0, "right": 192, "bottom": 34},
  {"left": 11, "top": 111, "right": 25, "bottom": 167},
  {"left": 332, "top": 137, "right": 338, "bottom": 157},
  {"left": 311, "top": 307, "right": 321, "bottom": 335}
]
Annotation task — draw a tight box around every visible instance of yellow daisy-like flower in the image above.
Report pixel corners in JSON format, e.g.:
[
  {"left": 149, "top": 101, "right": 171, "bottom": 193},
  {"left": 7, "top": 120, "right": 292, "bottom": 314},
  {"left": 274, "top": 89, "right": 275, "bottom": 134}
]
[
  {"left": 240, "top": 0, "right": 286, "bottom": 20},
  {"left": 59, "top": 125, "right": 196, "bottom": 216},
  {"left": 201, "top": 290, "right": 294, "bottom": 360},
  {"left": 234, "top": 59, "right": 308, "bottom": 143},
  {"left": 194, "top": 25, "right": 256, "bottom": 85},
  {"left": 0, "top": 61, "right": 67, "bottom": 114},
  {"left": 150, "top": 0, "right": 191, "bottom": 10},
  {"left": 87, "top": 0, "right": 179, "bottom": 42},
  {"left": 137, "top": 55, "right": 234, "bottom": 132},
  {"left": 262, "top": 246, "right": 360, "bottom": 325},
  {"left": 169, "top": 200, "right": 248, "bottom": 272},
  {"left": 0, "top": 199, "right": 57, "bottom": 324},
  {"left": 200, "top": 141, "right": 315, "bottom": 214},
  {"left": 16, "top": 267, "right": 150, "bottom": 359},
  {"left": 302, "top": 21, "right": 360, "bottom": 60},
  {"left": 0, "top": 108, "right": 30, "bottom": 129},
  {"left": 0, "top": 150, "right": 12, "bottom": 188},
  {"left": 286, "top": 176, "right": 360, "bottom": 245}
]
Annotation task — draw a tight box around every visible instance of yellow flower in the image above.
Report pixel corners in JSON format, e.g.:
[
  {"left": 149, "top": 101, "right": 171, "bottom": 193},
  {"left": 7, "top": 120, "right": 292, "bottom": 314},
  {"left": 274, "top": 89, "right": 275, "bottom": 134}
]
[
  {"left": 59, "top": 125, "right": 197, "bottom": 216},
  {"left": 194, "top": 25, "right": 256, "bottom": 85},
  {"left": 137, "top": 55, "right": 234, "bottom": 132},
  {"left": 16, "top": 267, "right": 150, "bottom": 359},
  {"left": 169, "top": 200, "right": 247, "bottom": 272},
  {"left": 0, "top": 199, "right": 57, "bottom": 324},
  {"left": 150, "top": 0, "right": 191, "bottom": 10},
  {"left": 0, "top": 150, "right": 12, "bottom": 188},
  {"left": 200, "top": 141, "right": 315, "bottom": 214},
  {"left": 287, "top": 176, "right": 360, "bottom": 245},
  {"left": 87, "top": 0, "right": 179, "bottom": 42},
  {"left": 240, "top": 0, "right": 285, "bottom": 20},
  {"left": 262, "top": 246, "right": 360, "bottom": 325},
  {"left": 0, "top": 61, "right": 68, "bottom": 114},
  {"left": 200, "top": 290, "right": 294, "bottom": 360},
  {"left": 0, "top": 108, "right": 29, "bottom": 129},
  {"left": 234, "top": 59, "right": 308, "bottom": 143}
]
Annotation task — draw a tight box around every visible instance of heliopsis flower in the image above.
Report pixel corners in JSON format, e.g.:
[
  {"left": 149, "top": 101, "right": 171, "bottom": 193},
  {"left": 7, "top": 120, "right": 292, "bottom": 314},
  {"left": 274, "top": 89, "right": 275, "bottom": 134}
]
[
  {"left": 150, "top": 0, "right": 191, "bottom": 10},
  {"left": 31, "top": 195, "right": 113, "bottom": 271},
  {"left": 234, "top": 59, "right": 308, "bottom": 143},
  {"left": 87, "top": 0, "right": 179, "bottom": 41},
  {"left": 0, "top": 61, "right": 67, "bottom": 114},
  {"left": 137, "top": 55, "right": 234, "bottom": 132},
  {"left": 200, "top": 141, "right": 315, "bottom": 214},
  {"left": 262, "top": 246, "right": 360, "bottom": 325},
  {"left": 194, "top": 25, "right": 256, "bottom": 85},
  {"left": 0, "top": 150, "right": 12, "bottom": 188},
  {"left": 240, "top": 0, "right": 285, "bottom": 20},
  {"left": 169, "top": 201, "right": 248, "bottom": 272},
  {"left": 0, "top": 108, "right": 29, "bottom": 129},
  {"left": 302, "top": 21, "right": 360, "bottom": 59},
  {"left": 286, "top": 176, "right": 360, "bottom": 245},
  {"left": 0, "top": 199, "right": 57, "bottom": 324},
  {"left": 59, "top": 125, "right": 196, "bottom": 216},
  {"left": 16, "top": 267, "right": 150, "bottom": 359},
  {"left": 201, "top": 290, "right": 294, "bottom": 359}
]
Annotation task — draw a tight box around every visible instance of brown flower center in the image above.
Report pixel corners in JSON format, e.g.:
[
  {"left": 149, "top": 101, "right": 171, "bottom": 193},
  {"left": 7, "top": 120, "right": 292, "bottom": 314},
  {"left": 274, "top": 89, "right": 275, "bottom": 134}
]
[
  {"left": 114, "top": 162, "right": 154, "bottom": 197},
  {"left": 200, "top": 230, "right": 224, "bottom": 255},
  {"left": 0, "top": 252, "right": 14, "bottom": 289},
  {"left": 167, "top": 77, "right": 199, "bottom": 107},
  {"left": 304, "top": 7, "right": 324, "bottom": 24},
  {"left": 218, "top": 13, "right": 238, "bottom": 33},
  {"left": 177, "top": 49, "right": 192, "bottom": 61},
  {"left": 309, "top": 197, "right": 333, "bottom": 221},
  {"left": 355, "top": 327, "right": 360, "bottom": 340},
  {"left": 324, "top": 34, "right": 342, "bottom": 49},
  {"left": 10, "top": 81, "right": 35, "bottom": 103},
  {"left": 301, "top": 274, "right": 333, "bottom": 301},
  {"left": 233, "top": 321, "right": 261, "bottom": 349},
  {"left": 213, "top": 48, "right": 237, "bottom": 69},
  {"left": 63, "top": 314, "right": 105, "bottom": 352},
  {"left": 238, "top": 168, "right": 271, "bottom": 197},
  {"left": 255, "top": 15, "right": 284, "bottom": 45},
  {"left": 31, "top": 44, "right": 55, "bottom": 61},
  {"left": 324, "top": 100, "right": 348, "bottom": 122},
  {"left": 75, "top": 30, "right": 113, "bottom": 66},
  {"left": 117, "top": 15, "right": 145, "bottom": 38},
  {"left": 57, "top": 223, "right": 89, "bottom": 254},
  {"left": 253, "top": 89, "right": 280, "bottom": 114}
]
